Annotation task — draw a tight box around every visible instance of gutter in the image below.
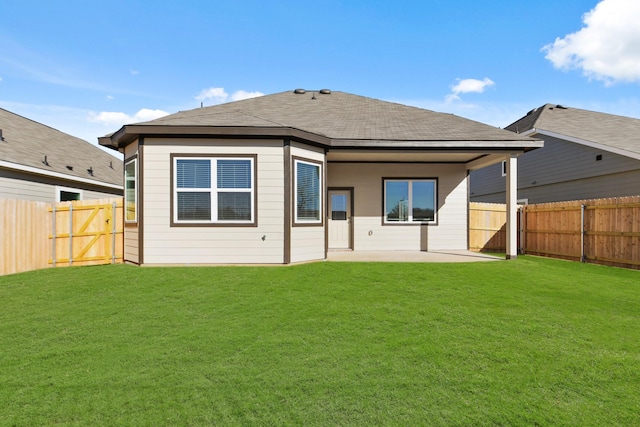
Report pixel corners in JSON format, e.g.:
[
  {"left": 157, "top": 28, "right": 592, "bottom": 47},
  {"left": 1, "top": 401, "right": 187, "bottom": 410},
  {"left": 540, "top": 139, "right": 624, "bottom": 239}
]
[{"left": 0, "top": 160, "right": 124, "bottom": 190}]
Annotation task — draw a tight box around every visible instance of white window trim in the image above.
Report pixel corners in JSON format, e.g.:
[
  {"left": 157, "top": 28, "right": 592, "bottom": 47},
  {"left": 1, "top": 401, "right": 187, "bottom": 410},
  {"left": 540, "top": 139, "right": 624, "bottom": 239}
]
[
  {"left": 173, "top": 156, "right": 255, "bottom": 224},
  {"left": 501, "top": 160, "right": 507, "bottom": 177},
  {"left": 293, "top": 158, "right": 322, "bottom": 224},
  {"left": 383, "top": 178, "right": 437, "bottom": 224},
  {"left": 124, "top": 158, "right": 137, "bottom": 223},
  {"left": 56, "top": 186, "right": 83, "bottom": 203}
]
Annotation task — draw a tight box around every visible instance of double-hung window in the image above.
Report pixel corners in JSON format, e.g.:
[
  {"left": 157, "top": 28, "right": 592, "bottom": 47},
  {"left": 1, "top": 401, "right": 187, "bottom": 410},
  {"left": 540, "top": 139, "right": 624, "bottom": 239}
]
[
  {"left": 294, "top": 158, "right": 322, "bottom": 225},
  {"left": 384, "top": 178, "right": 436, "bottom": 223},
  {"left": 124, "top": 158, "right": 137, "bottom": 222},
  {"left": 173, "top": 155, "right": 255, "bottom": 225}
]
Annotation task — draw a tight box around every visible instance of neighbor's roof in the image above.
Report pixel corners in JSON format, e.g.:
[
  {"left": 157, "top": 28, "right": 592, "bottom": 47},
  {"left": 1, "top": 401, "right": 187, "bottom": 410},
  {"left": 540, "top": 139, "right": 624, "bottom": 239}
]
[
  {"left": 101, "top": 90, "right": 541, "bottom": 150},
  {"left": 506, "top": 104, "right": 640, "bottom": 157},
  {"left": 0, "top": 108, "right": 123, "bottom": 188}
]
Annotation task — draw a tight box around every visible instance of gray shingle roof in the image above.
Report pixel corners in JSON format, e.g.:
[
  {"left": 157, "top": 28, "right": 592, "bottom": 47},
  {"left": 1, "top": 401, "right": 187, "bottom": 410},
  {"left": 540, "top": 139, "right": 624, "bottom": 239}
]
[
  {"left": 506, "top": 104, "right": 640, "bottom": 156},
  {"left": 104, "top": 90, "right": 540, "bottom": 149},
  {"left": 0, "top": 108, "right": 123, "bottom": 187}
]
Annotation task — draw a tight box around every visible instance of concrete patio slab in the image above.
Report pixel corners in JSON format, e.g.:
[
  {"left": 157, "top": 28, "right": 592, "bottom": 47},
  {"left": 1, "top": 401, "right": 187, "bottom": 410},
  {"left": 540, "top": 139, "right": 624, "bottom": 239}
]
[{"left": 326, "top": 250, "right": 502, "bottom": 263}]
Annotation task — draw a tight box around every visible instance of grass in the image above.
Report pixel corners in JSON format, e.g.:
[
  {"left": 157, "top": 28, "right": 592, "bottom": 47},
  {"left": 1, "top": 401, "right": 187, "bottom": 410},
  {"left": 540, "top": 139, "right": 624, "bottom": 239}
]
[{"left": 1, "top": 257, "right": 639, "bottom": 426}]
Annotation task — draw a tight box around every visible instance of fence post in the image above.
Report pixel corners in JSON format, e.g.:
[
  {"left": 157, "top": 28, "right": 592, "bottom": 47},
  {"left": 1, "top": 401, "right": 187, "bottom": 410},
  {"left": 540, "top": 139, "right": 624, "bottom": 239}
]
[
  {"left": 52, "top": 204, "right": 57, "bottom": 267},
  {"left": 518, "top": 206, "right": 523, "bottom": 255},
  {"left": 581, "top": 204, "right": 585, "bottom": 263},
  {"left": 112, "top": 201, "right": 117, "bottom": 264},
  {"left": 69, "top": 204, "right": 73, "bottom": 266}
]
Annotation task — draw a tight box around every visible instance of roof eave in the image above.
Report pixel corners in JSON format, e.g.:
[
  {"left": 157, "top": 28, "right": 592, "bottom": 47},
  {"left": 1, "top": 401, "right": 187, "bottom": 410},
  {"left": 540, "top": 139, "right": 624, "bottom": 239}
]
[
  {"left": 101, "top": 124, "right": 544, "bottom": 152},
  {"left": 101, "top": 125, "right": 333, "bottom": 148}
]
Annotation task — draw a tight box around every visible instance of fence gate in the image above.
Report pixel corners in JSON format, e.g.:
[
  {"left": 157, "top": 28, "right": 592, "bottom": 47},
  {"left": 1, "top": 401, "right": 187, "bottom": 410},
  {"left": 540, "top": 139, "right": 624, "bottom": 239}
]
[{"left": 49, "top": 199, "right": 123, "bottom": 267}]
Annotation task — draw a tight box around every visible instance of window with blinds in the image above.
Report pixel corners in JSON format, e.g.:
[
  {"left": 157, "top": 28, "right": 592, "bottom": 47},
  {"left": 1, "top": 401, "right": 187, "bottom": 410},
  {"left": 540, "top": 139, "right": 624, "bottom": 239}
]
[
  {"left": 124, "top": 158, "right": 137, "bottom": 222},
  {"left": 174, "top": 156, "right": 254, "bottom": 224},
  {"left": 294, "top": 159, "right": 321, "bottom": 224}
]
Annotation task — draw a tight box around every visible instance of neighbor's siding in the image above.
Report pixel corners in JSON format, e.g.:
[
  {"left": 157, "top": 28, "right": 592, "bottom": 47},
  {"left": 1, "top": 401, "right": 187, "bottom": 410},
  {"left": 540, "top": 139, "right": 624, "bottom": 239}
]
[
  {"left": 140, "top": 138, "right": 285, "bottom": 265},
  {"left": 0, "top": 169, "right": 121, "bottom": 202},
  {"left": 290, "top": 143, "right": 326, "bottom": 263},
  {"left": 327, "top": 163, "right": 468, "bottom": 251},
  {"left": 471, "top": 136, "right": 640, "bottom": 203}
]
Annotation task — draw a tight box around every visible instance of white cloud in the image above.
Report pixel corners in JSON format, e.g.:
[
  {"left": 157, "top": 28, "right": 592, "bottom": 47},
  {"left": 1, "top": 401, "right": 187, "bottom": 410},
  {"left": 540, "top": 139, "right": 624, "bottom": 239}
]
[
  {"left": 195, "top": 87, "right": 264, "bottom": 104},
  {"left": 88, "top": 108, "right": 170, "bottom": 126},
  {"left": 230, "top": 90, "right": 265, "bottom": 101},
  {"left": 106, "top": 95, "right": 114, "bottom": 101},
  {"left": 133, "top": 108, "right": 169, "bottom": 122},
  {"left": 195, "top": 87, "right": 229, "bottom": 103},
  {"left": 130, "top": 69, "right": 140, "bottom": 75},
  {"left": 446, "top": 78, "right": 495, "bottom": 102},
  {"left": 542, "top": 0, "right": 640, "bottom": 85}
]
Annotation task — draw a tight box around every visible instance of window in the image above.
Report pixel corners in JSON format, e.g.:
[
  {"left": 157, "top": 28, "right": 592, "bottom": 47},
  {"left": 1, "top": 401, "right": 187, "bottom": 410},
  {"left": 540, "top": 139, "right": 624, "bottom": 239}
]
[
  {"left": 294, "top": 158, "right": 321, "bottom": 224},
  {"left": 56, "top": 187, "right": 82, "bottom": 202},
  {"left": 331, "top": 194, "right": 347, "bottom": 220},
  {"left": 173, "top": 156, "right": 255, "bottom": 224},
  {"left": 124, "top": 158, "right": 137, "bottom": 222},
  {"left": 384, "top": 179, "right": 436, "bottom": 223},
  {"left": 501, "top": 160, "right": 507, "bottom": 177}
]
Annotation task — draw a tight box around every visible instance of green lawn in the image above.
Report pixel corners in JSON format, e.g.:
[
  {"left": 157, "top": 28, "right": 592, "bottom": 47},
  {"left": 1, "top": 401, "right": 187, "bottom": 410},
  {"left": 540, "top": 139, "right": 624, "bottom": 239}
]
[{"left": 1, "top": 257, "right": 639, "bottom": 426}]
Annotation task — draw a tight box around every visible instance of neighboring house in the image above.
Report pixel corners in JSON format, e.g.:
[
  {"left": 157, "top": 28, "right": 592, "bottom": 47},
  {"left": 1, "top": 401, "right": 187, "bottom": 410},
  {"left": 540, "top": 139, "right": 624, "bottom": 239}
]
[
  {"left": 470, "top": 104, "right": 640, "bottom": 204},
  {"left": 99, "top": 89, "right": 541, "bottom": 265},
  {"left": 0, "top": 108, "right": 123, "bottom": 202}
]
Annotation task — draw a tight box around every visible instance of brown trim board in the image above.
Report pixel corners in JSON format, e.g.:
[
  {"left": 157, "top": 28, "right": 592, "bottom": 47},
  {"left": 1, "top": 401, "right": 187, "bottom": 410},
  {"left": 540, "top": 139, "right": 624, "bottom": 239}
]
[{"left": 283, "top": 140, "right": 291, "bottom": 264}]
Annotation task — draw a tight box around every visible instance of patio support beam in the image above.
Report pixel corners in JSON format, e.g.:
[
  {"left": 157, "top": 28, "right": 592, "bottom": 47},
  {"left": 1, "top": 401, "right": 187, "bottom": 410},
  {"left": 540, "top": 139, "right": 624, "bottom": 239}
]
[{"left": 505, "top": 153, "right": 518, "bottom": 259}]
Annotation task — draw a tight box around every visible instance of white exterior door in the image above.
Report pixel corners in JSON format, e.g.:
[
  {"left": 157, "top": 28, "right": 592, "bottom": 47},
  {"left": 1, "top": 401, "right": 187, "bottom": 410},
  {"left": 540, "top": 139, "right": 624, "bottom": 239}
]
[{"left": 328, "top": 190, "right": 351, "bottom": 249}]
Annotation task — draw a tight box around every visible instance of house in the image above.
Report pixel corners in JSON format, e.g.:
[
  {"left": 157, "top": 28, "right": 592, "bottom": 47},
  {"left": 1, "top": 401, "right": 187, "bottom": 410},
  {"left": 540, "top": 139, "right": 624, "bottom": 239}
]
[
  {"left": 99, "top": 89, "right": 542, "bottom": 265},
  {"left": 0, "top": 108, "right": 123, "bottom": 202},
  {"left": 470, "top": 104, "right": 640, "bottom": 204}
]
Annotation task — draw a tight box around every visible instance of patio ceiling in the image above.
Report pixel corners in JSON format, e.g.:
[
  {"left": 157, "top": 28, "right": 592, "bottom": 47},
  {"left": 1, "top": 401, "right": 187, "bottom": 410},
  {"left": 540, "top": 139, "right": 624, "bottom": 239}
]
[{"left": 326, "top": 149, "right": 508, "bottom": 167}]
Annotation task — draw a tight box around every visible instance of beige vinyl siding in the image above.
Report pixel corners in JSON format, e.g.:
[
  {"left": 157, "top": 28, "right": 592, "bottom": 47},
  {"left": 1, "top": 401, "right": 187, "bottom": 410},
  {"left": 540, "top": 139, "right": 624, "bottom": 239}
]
[
  {"left": 290, "top": 143, "right": 326, "bottom": 263},
  {"left": 471, "top": 136, "right": 640, "bottom": 203},
  {"left": 328, "top": 163, "right": 468, "bottom": 251},
  {"left": 124, "top": 225, "right": 139, "bottom": 264},
  {"left": 140, "top": 138, "right": 285, "bottom": 264}
]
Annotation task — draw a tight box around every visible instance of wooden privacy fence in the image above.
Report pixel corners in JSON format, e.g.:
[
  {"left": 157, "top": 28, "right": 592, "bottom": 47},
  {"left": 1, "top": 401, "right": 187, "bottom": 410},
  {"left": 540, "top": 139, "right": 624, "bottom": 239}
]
[
  {"left": 523, "top": 196, "right": 640, "bottom": 269},
  {"left": 0, "top": 198, "right": 123, "bottom": 276},
  {"left": 469, "top": 202, "right": 507, "bottom": 252},
  {"left": 1, "top": 198, "right": 50, "bottom": 276},
  {"left": 469, "top": 197, "right": 640, "bottom": 270}
]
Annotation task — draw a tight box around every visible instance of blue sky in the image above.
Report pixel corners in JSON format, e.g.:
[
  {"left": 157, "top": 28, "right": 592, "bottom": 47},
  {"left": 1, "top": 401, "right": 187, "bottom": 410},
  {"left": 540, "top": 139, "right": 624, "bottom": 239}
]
[{"left": 1, "top": 0, "right": 639, "bottom": 157}]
